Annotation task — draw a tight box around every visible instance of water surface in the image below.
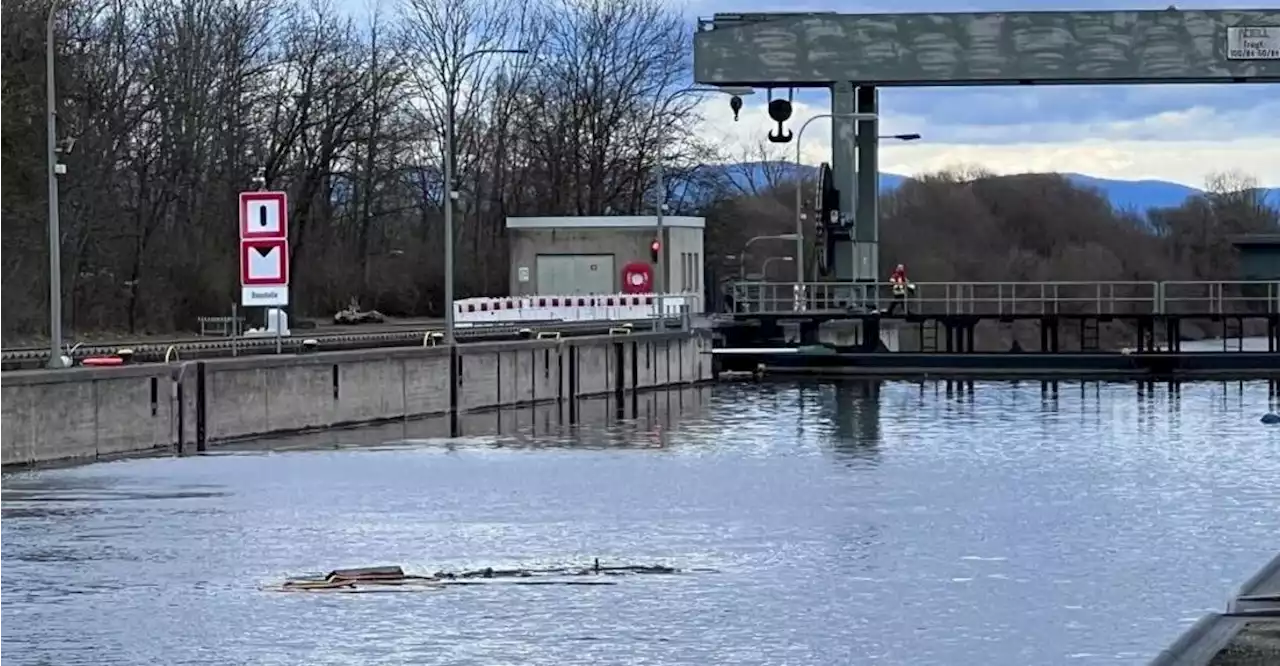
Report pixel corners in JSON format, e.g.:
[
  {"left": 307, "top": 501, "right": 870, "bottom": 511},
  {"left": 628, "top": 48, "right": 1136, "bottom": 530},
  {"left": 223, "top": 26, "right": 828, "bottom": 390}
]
[{"left": 3, "top": 380, "right": 1278, "bottom": 665}]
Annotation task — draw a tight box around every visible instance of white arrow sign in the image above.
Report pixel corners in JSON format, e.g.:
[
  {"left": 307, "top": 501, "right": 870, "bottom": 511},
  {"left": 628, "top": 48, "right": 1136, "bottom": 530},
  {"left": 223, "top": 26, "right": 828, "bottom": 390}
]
[
  {"left": 239, "top": 191, "right": 288, "bottom": 239},
  {"left": 240, "top": 239, "right": 289, "bottom": 286},
  {"left": 247, "top": 244, "right": 284, "bottom": 282}
]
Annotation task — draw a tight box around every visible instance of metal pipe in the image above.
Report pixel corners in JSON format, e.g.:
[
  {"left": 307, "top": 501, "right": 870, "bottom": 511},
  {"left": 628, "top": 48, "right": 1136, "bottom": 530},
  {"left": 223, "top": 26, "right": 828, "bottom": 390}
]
[{"left": 46, "top": 0, "right": 66, "bottom": 369}]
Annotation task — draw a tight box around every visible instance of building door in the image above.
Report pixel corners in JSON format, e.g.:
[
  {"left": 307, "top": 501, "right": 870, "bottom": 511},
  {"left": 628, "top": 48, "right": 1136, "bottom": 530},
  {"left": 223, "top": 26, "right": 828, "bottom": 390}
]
[{"left": 535, "top": 254, "right": 615, "bottom": 295}]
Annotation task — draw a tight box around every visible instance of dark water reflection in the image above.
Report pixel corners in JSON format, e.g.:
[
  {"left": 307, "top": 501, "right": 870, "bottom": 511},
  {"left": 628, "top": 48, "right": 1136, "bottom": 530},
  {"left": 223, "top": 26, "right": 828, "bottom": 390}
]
[{"left": 3, "top": 381, "right": 1279, "bottom": 666}]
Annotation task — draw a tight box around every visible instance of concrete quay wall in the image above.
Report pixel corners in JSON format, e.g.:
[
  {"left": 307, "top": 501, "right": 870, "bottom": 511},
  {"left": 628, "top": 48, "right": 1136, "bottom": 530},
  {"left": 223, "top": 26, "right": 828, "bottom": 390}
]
[{"left": 1, "top": 331, "right": 712, "bottom": 467}]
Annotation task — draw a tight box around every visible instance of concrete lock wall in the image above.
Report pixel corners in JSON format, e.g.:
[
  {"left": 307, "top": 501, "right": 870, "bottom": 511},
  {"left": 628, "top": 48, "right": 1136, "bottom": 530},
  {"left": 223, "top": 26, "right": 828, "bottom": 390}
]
[{"left": 0, "top": 331, "right": 712, "bottom": 467}]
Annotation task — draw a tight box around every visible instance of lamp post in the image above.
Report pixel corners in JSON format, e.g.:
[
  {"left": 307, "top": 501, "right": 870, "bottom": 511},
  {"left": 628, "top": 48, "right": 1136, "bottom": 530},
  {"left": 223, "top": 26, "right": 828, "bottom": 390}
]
[
  {"left": 443, "top": 48, "right": 527, "bottom": 346},
  {"left": 45, "top": 0, "right": 67, "bottom": 369},
  {"left": 761, "top": 255, "right": 794, "bottom": 277},
  {"left": 737, "top": 233, "right": 800, "bottom": 278},
  {"left": 792, "top": 112, "right": 879, "bottom": 288},
  {"left": 653, "top": 85, "right": 753, "bottom": 322}
]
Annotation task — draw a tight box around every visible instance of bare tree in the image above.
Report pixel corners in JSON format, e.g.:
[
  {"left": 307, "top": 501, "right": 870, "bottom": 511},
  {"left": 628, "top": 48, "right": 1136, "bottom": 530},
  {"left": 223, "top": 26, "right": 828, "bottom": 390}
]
[{"left": 3, "top": 0, "right": 1275, "bottom": 343}]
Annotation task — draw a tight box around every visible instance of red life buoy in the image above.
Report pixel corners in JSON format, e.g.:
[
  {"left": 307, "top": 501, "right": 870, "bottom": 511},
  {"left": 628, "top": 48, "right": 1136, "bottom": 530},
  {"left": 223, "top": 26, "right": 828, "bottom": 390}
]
[{"left": 621, "top": 261, "right": 653, "bottom": 294}]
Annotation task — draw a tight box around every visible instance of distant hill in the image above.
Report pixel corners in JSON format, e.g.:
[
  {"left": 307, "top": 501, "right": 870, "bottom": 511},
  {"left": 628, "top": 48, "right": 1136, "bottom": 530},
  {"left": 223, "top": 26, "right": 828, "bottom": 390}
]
[
  {"left": 692, "top": 161, "right": 1280, "bottom": 214},
  {"left": 1058, "top": 174, "right": 1204, "bottom": 212}
]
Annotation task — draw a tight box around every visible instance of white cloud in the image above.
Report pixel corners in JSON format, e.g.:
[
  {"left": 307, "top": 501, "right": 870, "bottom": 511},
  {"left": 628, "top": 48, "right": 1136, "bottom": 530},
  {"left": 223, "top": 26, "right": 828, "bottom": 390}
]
[{"left": 693, "top": 92, "right": 1280, "bottom": 188}]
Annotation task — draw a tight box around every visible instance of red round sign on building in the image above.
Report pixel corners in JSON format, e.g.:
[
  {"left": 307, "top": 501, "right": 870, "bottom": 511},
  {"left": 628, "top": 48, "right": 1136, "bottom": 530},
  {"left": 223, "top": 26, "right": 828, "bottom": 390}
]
[{"left": 621, "top": 261, "right": 653, "bottom": 294}]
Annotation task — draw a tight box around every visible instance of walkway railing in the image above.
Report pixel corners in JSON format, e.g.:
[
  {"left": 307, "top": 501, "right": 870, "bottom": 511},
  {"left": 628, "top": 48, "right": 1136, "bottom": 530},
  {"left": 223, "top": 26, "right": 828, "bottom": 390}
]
[
  {"left": 455, "top": 292, "right": 704, "bottom": 324},
  {"left": 727, "top": 281, "right": 1280, "bottom": 317}
]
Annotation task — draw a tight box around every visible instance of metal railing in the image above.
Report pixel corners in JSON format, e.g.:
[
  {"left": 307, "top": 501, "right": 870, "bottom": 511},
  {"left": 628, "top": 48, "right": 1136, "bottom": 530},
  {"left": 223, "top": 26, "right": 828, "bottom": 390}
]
[
  {"left": 727, "top": 280, "right": 1280, "bottom": 317},
  {"left": 1160, "top": 281, "right": 1280, "bottom": 316}
]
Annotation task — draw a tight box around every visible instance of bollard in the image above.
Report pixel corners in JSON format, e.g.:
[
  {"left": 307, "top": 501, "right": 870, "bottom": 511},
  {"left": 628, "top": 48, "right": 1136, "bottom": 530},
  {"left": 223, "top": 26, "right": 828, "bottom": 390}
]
[
  {"left": 567, "top": 344, "right": 578, "bottom": 423},
  {"left": 301, "top": 338, "right": 319, "bottom": 354},
  {"left": 116, "top": 348, "right": 135, "bottom": 364},
  {"left": 195, "top": 362, "right": 207, "bottom": 452},
  {"left": 448, "top": 344, "right": 460, "bottom": 437},
  {"left": 173, "top": 369, "right": 185, "bottom": 454},
  {"left": 613, "top": 340, "right": 625, "bottom": 413}
]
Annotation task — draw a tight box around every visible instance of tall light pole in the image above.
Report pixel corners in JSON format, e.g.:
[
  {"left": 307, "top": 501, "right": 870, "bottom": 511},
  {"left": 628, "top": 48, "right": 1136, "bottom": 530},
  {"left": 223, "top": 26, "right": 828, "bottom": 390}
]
[
  {"left": 792, "top": 112, "right": 878, "bottom": 288},
  {"left": 442, "top": 48, "right": 527, "bottom": 346},
  {"left": 46, "top": 0, "right": 67, "bottom": 369},
  {"left": 653, "top": 85, "right": 753, "bottom": 321}
]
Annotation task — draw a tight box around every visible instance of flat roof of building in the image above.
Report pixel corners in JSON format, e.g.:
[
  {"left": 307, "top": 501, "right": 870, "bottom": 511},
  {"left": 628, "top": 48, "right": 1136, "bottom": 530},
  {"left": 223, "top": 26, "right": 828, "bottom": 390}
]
[{"left": 506, "top": 216, "right": 705, "bottom": 230}]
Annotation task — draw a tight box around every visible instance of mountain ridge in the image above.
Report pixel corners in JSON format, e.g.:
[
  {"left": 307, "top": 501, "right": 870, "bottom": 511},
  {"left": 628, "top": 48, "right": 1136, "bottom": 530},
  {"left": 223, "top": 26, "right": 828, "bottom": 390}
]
[{"left": 698, "top": 161, "right": 1280, "bottom": 213}]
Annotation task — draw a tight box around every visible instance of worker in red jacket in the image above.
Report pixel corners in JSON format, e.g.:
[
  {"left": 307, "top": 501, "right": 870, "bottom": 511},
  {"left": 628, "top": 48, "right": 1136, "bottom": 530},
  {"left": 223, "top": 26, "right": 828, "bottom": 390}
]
[{"left": 886, "top": 264, "right": 912, "bottom": 315}]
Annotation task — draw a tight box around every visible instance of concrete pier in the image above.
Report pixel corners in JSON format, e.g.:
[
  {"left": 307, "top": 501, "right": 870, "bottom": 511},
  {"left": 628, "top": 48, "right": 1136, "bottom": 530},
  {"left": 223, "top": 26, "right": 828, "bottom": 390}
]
[
  {"left": 0, "top": 330, "right": 712, "bottom": 467},
  {"left": 1151, "top": 553, "right": 1280, "bottom": 666}
]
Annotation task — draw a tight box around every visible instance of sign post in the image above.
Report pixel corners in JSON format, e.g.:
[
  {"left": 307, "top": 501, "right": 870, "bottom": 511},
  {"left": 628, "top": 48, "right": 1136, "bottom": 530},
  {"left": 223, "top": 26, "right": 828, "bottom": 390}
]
[{"left": 239, "top": 191, "right": 289, "bottom": 352}]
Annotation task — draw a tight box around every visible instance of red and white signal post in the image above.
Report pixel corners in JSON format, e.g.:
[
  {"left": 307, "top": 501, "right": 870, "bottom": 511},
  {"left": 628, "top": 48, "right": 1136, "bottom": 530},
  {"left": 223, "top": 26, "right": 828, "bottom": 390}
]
[{"left": 238, "top": 191, "right": 289, "bottom": 307}]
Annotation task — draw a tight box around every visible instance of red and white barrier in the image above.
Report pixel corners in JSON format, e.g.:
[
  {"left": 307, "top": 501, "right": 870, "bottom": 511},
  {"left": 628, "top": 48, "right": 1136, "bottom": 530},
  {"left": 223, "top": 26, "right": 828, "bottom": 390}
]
[{"left": 454, "top": 293, "right": 700, "bottom": 326}]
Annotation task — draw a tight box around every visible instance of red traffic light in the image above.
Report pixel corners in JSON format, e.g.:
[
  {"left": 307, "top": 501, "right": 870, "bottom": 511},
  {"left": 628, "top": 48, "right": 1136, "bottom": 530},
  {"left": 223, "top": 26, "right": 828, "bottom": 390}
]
[{"left": 649, "top": 239, "right": 661, "bottom": 263}]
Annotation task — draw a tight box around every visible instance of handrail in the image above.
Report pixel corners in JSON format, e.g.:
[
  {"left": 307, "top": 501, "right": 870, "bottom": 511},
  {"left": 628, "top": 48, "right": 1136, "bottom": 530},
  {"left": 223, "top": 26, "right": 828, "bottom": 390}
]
[{"left": 726, "top": 280, "right": 1280, "bottom": 316}]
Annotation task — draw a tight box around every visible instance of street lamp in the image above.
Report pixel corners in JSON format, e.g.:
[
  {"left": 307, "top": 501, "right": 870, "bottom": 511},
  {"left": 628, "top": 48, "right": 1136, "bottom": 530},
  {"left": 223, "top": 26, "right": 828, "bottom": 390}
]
[
  {"left": 443, "top": 48, "right": 527, "bottom": 346},
  {"left": 761, "top": 255, "right": 794, "bottom": 276},
  {"left": 46, "top": 0, "right": 67, "bottom": 369},
  {"left": 653, "top": 85, "right": 754, "bottom": 322},
  {"left": 791, "top": 112, "right": 878, "bottom": 287},
  {"left": 737, "top": 233, "right": 799, "bottom": 278}
]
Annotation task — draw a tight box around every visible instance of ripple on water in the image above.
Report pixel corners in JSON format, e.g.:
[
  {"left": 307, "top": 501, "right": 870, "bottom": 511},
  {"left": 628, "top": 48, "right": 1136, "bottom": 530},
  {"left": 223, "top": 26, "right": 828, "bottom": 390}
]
[{"left": 3, "top": 380, "right": 1279, "bottom": 666}]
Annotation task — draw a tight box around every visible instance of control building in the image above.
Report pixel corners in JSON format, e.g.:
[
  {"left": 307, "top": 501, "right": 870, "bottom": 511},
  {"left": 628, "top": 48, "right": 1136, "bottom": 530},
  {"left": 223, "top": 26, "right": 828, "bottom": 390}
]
[
  {"left": 1233, "top": 234, "right": 1280, "bottom": 281},
  {"left": 506, "top": 216, "right": 706, "bottom": 310}
]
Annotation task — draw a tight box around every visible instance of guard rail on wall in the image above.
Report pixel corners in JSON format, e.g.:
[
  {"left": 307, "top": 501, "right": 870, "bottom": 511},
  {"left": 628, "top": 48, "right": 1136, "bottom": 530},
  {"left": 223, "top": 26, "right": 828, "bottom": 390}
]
[
  {"left": 727, "top": 280, "right": 1280, "bottom": 317},
  {"left": 454, "top": 293, "right": 703, "bottom": 325}
]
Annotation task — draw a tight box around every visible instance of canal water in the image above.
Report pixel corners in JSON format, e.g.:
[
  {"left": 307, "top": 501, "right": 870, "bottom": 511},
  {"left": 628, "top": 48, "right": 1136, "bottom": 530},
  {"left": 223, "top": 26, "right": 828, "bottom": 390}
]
[{"left": 3, "top": 380, "right": 1279, "bottom": 666}]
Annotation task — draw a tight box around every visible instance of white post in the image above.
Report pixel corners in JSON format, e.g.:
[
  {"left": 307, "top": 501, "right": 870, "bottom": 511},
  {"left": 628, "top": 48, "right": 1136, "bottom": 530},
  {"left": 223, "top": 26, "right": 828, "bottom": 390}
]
[
  {"left": 655, "top": 130, "right": 665, "bottom": 325},
  {"left": 46, "top": 1, "right": 66, "bottom": 368},
  {"left": 443, "top": 84, "right": 457, "bottom": 347}
]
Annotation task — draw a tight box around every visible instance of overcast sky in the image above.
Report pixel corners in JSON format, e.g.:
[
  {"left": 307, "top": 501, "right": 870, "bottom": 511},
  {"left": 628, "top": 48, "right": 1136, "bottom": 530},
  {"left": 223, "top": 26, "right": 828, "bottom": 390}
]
[
  {"left": 361, "top": 0, "right": 1279, "bottom": 187},
  {"left": 688, "top": 0, "right": 1280, "bottom": 187}
]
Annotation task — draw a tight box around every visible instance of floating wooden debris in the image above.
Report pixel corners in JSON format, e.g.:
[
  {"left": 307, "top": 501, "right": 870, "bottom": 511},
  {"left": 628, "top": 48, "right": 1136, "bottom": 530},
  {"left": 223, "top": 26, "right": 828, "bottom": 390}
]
[
  {"left": 272, "top": 566, "right": 442, "bottom": 593},
  {"left": 268, "top": 559, "right": 702, "bottom": 593}
]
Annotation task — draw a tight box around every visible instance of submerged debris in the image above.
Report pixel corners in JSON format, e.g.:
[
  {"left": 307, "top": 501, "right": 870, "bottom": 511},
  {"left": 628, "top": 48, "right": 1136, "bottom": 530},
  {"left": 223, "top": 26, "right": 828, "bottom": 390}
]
[{"left": 269, "top": 559, "right": 704, "bottom": 593}]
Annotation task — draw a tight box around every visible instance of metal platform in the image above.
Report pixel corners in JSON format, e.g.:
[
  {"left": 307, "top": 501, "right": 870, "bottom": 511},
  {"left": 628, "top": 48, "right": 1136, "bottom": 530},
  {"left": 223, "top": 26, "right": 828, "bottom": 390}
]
[
  {"left": 710, "top": 349, "right": 1280, "bottom": 379},
  {"left": 726, "top": 280, "right": 1280, "bottom": 318}
]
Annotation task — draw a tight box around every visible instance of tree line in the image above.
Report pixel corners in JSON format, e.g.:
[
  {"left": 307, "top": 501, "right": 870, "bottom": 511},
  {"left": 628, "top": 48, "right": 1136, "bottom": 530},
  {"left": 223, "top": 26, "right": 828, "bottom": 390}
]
[
  {"left": 3, "top": 0, "right": 1277, "bottom": 342},
  {"left": 712, "top": 168, "right": 1279, "bottom": 287}
]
